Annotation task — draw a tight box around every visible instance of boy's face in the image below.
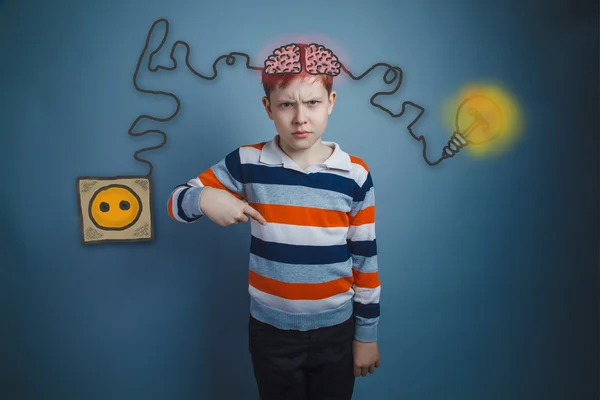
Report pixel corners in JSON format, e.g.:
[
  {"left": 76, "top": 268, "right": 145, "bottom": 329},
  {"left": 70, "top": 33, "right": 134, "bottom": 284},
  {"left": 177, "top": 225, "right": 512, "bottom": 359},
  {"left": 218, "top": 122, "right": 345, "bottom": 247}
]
[{"left": 262, "top": 77, "right": 336, "bottom": 153}]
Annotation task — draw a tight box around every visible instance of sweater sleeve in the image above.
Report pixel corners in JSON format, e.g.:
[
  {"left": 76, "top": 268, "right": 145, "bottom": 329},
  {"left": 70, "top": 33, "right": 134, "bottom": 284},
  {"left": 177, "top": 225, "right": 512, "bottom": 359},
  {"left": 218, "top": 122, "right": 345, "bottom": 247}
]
[
  {"left": 167, "top": 148, "right": 245, "bottom": 223},
  {"left": 347, "top": 168, "right": 380, "bottom": 342}
]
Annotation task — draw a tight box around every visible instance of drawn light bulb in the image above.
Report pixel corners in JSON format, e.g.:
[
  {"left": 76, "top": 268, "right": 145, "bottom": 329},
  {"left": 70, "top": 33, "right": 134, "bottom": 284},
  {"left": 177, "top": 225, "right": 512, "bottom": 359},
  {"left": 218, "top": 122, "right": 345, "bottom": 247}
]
[{"left": 442, "top": 94, "right": 503, "bottom": 158}]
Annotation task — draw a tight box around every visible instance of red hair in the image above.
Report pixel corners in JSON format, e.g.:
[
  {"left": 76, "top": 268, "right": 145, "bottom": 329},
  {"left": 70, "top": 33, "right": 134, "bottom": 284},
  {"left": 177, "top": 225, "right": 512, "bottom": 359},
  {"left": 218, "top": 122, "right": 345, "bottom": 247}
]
[{"left": 261, "top": 43, "right": 334, "bottom": 99}]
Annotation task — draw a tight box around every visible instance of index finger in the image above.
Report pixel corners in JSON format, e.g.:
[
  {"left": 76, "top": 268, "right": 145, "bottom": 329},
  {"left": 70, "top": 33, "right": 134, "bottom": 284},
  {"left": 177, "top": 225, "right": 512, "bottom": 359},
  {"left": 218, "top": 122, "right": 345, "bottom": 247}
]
[{"left": 244, "top": 205, "right": 267, "bottom": 226}]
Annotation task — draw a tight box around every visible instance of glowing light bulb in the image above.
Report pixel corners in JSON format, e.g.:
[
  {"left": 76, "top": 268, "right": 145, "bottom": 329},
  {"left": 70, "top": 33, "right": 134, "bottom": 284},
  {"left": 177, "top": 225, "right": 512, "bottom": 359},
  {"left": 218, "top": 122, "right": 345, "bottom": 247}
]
[{"left": 442, "top": 94, "right": 503, "bottom": 158}]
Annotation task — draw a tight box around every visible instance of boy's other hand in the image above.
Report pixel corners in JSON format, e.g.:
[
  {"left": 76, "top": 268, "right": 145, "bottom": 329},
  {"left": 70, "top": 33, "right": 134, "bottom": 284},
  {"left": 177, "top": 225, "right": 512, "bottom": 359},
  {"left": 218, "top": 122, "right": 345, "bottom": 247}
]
[
  {"left": 352, "top": 340, "right": 380, "bottom": 377},
  {"left": 199, "top": 187, "right": 267, "bottom": 227}
]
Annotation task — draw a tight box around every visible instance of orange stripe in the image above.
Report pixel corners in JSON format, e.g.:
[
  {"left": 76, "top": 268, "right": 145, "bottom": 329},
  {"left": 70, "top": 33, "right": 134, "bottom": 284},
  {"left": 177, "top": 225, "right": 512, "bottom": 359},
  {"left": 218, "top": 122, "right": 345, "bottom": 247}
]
[
  {"left": 167, "top": 195, "right": 175, "bottom": 219},
  {"left": 350, "top": 206, "right": 375, "bottom": 225},
  {"left": 198, "top": 169, "right": 243, "bottom": 200},
  {"left": 349, "top": 155, "right": 369, "bottom": 172},
  {"left": 241, "top": 142, "right": 266, "bottom": 150},
  {"left": 248, "top": 203, "right": 349, "bottom": 227},
  {"left": 249, "top": 270, "right": 353, "bottom": 300},
  {"left": 167, "top": 186, "right": 188, "bottom": 220},
  {"left": 352, "top": 270, "right": 380, "bottom": 289}
]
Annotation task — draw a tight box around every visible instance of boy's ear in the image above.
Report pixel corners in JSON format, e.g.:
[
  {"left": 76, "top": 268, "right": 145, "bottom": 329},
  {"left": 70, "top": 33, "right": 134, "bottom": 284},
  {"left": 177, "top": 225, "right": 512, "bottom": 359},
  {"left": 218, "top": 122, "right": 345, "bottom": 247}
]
[
  {"left": 327, "top": 91, "right": 337, "bottom": 115},
  {"left": 262, "top": 96, "right": 274, "bottom": 120}
]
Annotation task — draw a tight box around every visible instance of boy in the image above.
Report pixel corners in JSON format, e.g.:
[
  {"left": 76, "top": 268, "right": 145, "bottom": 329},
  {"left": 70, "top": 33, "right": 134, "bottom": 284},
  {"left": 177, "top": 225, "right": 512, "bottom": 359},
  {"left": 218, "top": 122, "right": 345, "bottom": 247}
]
[{"left": 167, "top": 43, "right": 381, "bottom": 400}]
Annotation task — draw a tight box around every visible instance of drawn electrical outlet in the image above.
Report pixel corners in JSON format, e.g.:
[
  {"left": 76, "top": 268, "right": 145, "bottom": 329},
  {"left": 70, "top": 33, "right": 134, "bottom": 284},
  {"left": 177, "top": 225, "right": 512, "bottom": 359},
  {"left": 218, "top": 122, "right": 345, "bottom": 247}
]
[{"left": 76, "top": 176, "right": 153, "bottom": 244}]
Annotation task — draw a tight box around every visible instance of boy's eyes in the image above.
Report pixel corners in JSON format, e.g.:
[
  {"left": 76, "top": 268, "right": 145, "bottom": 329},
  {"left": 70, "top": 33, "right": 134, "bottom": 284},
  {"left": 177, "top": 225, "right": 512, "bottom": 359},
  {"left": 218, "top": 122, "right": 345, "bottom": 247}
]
[{"left": 279, "top": 101, "right": 321, "bottom": 108}]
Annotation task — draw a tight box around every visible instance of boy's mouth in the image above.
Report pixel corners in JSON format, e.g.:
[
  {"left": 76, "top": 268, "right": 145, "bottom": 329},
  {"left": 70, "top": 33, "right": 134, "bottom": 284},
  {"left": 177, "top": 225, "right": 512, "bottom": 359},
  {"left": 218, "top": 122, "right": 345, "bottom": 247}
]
[{"left": 292, "top": 130, "right": 309, "bottom": 138}]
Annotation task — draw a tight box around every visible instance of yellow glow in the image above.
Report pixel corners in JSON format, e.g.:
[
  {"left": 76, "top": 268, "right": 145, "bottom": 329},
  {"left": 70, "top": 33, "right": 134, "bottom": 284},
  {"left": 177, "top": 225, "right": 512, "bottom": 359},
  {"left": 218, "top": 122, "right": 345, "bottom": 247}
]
[{"left": 441, "top": 82, "right": 524, "bottom": 158}]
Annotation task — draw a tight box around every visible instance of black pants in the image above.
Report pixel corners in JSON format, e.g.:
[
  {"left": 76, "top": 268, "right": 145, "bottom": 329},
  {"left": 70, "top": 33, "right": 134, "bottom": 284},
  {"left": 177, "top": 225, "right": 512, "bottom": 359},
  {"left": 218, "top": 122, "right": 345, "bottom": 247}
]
[{"left": 248, "top": 315, "right": 356, "bottom": 400}]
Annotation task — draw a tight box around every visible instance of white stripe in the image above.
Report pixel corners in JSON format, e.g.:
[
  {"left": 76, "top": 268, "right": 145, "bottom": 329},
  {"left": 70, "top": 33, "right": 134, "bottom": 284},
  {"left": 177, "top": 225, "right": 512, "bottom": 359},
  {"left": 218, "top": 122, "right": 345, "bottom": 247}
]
[
  {"left": 170, "top": 186, "right": 188, "bottom": 222},
  {"left": 353, "top": 286, "right": 380, "bottom": 304},
  {"left": 347, "top": 223, "right": 375, "bottom": 241},
  {"left": 350, "top": 163, "right": 369, "bottom": 187},
  {"left": 186, "top": 177, "right": 203, "bottom": 187},
  {"left": 251, "top": 222, "right": 348, "bottom": 246},
  {"left": 248, "top": 286, "right": 354, "bottom": 313}
]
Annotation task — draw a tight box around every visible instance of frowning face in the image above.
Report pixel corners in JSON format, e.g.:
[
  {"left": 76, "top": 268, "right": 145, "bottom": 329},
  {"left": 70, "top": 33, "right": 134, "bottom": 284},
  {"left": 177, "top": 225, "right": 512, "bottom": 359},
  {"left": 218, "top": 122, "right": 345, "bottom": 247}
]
[{"left": 262, "top": 77, "right": 337, "bottom": 153}]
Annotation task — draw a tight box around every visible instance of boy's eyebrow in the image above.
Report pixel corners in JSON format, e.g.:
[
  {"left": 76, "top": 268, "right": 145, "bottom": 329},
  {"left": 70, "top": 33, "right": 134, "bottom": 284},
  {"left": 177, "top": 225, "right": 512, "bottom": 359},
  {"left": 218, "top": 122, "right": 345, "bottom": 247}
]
[{"left": 276, "top": 96, "right": 324, "bottom": 102}]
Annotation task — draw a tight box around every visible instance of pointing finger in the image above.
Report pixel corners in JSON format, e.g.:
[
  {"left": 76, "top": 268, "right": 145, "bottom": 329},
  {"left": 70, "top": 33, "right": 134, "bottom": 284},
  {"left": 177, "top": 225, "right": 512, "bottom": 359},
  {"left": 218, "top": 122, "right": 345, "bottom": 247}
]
[{"left": 244, "top": 205, "right": 267, "bottom": 225}]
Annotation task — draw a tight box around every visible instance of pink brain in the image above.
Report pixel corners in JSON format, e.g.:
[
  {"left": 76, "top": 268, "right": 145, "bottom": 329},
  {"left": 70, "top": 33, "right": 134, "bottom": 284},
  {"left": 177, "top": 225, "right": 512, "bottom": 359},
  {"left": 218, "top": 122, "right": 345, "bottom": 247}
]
[
  {"left": 264, "top": 43, "right": 341, "bottom": 76},
  {"left": 264, "top": 45, "right": 301, "bottom": 74},
  {"left": 305, "top": 44, "right": 341, "bottom": 76}
]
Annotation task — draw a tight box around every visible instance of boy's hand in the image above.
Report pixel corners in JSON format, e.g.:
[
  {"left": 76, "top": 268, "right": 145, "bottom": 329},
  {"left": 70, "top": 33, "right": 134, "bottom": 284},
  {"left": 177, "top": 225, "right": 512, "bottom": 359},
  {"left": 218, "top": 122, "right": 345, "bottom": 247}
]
[
  {"left": 199, "top": 187, "right": 267, "bottom": 227},
  {"left": 352, "top": 340, "right": 380, "bottom": 377}
]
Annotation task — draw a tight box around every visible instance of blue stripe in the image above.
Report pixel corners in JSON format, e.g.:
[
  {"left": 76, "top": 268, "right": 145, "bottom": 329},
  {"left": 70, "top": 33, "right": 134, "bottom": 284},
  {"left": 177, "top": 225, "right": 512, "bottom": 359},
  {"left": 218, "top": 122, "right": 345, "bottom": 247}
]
[
  {"left": 354, "top": 302, "right": 380, "bottom": 319},
  {"left": 173, "top": 183, "right": 191, "bottom": 191},
  {"left": 354, "top": 173, "right": 373, "bottom": 202},
  {"left": 241, "top": 164, "right": 356, "bottom": 198},
  {"left": 249, "top": 254, "right": 352, "bottom": 283},
  {"left": 176, "top": 188, "right": 199, "bottom": 222},
  {"left": 347, "top": 239, "right": 377, "bottom": 257},
  {"left": 250, "top": 236, "right": 350, "bottom": 265},
  {"left": 350, "top": 254, "right": 378, "bottom": 273},
  {"left": 225, "top": 149, "right": 243, "bottom": 183}
]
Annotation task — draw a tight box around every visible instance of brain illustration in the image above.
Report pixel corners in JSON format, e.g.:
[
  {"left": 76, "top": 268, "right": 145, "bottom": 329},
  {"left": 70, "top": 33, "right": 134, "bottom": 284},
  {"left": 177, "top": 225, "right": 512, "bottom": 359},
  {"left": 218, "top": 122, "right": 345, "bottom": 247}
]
[
  {"left": 264, "top": 44, "right": 302, "bottom": 74},
  {"left": 264, "top": 43, "right": 341, "bottom": 76},
  {"left": 305, "top": 44, "right": 341, "bottom": 76}
]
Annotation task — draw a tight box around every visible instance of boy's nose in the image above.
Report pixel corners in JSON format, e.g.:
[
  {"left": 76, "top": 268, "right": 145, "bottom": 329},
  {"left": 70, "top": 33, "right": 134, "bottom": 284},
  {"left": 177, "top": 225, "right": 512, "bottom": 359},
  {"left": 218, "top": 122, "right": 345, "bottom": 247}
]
[{"left": 293, "top": 108, "right": 307, "bottom": 124}]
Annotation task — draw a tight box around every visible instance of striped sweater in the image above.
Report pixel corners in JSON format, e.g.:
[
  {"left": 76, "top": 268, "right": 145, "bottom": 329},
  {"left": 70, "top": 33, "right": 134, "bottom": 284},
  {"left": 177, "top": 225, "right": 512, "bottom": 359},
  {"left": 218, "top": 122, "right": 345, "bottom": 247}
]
[{"left": 167, "top": 136, "right": 380, "bottom": 342}]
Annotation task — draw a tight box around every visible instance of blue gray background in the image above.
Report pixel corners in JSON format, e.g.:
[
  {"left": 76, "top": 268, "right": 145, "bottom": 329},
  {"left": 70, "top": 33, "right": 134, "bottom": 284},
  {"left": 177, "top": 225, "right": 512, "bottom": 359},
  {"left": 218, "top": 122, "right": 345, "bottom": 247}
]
[{"left": 0, "top": 0, "right": 598, "bottom": 399}]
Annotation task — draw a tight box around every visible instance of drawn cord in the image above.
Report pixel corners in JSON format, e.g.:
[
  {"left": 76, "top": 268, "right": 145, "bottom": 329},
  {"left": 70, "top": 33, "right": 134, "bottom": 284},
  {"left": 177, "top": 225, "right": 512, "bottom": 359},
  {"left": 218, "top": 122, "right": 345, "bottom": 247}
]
[{"left": 129, "top": 18, "right": 444, "bottom": 177}]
